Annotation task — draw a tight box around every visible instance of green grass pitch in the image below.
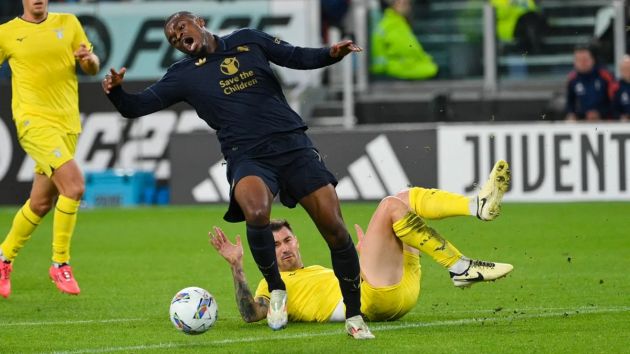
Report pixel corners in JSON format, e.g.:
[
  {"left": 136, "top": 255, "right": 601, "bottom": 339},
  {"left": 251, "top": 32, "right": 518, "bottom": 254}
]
[{"left": 1, "top": 202, "right": 629, "bottom": 353}]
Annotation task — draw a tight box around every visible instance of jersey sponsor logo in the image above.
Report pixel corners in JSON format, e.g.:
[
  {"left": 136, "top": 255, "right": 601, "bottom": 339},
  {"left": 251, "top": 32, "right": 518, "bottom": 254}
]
[
  {"left": 236, "top": 46, "right": 250, "bottom": 52},
  {"left": 218, "top": 58, "right": 259, "bottom": 95},
  {"left": 220, "top": 57, "right": 239, "bottom": 75},
  {"left": 16, "top": 37, "right": 26, "bottom": 42},
  {"left": 55, "top": 29, "right": 64, "bottom": 39}
]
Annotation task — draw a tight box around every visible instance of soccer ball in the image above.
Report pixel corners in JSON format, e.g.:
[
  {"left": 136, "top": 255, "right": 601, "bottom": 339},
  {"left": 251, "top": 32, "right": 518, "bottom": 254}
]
[{"left": 169, "top": 286, "right": 218, "bottom": 334}]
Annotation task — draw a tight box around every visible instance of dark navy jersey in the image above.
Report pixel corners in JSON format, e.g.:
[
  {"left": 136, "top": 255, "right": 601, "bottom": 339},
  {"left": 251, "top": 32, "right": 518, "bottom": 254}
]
[
  {"left": 612, "top": 79, "right": 630, "bottom": 119},
  {"left": 107, "top": 28, "right": 341, "bottom": 159},
  {"left": 565, "top": 66, "right": 616, "bottom": 119}
]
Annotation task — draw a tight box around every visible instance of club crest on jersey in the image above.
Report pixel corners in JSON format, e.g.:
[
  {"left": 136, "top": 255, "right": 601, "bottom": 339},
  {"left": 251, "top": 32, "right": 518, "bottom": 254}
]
[
  {"left": 220, "top": 57, "right": 239, "bottom": 75},
  {"left": 54, "top": 29, "right": 64, "bottom": 39}
]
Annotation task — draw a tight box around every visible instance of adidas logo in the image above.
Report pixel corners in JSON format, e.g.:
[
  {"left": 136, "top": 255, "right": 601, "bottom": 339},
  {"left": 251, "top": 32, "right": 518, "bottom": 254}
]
[
  {"left": 190, "top": 134, "right": 410, "bottom": 202},
  {"left": 336, "top": 134, "right": 410, "bottom": 200}
]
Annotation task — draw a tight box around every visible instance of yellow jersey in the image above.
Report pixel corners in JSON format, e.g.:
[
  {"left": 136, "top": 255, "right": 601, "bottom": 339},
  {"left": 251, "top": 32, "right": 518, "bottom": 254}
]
[
  {"left": 255, "top": 252, "right": 422, "bottom": 323},
  {"left": 0, "top": 13, "right": 92, "bottom": 137},
  {"left": 255, "top": 265, "right": 342, "bottom": 323}
]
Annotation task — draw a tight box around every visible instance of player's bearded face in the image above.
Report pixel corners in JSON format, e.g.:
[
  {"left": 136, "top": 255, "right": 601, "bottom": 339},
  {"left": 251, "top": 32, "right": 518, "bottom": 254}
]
[
  {"left": 274, "top": 230, "right": 303, "bottom": 272},
  {"left": 165, "top": 16, "right": 207, "bottom": 56}
]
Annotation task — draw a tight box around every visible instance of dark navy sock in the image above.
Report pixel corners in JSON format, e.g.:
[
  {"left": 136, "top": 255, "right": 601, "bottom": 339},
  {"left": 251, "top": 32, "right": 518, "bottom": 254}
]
[
  {"left": 330, "top": 237, "right": 362, "bottom": 318},
  {"left": 246, "top": 223, "right": 285, "bottom": 291}
]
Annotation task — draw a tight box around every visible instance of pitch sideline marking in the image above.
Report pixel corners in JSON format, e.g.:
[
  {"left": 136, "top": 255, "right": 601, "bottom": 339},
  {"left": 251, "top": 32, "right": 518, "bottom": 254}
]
[
  {"left": 0, "top": 318, "right": 144, "bottom": 327},
  {"left": 49, "top": 306, "right": 630, "bottom": 354}
]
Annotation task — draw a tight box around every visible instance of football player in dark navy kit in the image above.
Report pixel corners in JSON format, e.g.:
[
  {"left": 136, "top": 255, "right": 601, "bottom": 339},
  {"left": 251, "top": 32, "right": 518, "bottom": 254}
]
[
  {"left": 565, "top": 45, "right": 616, "bottom": 121},
  {"left": 102, "top": 11, "right": 373, "bottom": 339}
]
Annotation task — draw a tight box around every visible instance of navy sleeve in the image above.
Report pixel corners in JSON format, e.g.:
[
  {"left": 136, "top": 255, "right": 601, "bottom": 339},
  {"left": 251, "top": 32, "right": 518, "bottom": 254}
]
[
  {"left": 248, "top": 29, "right": 341, "bottom": 69},
  {"left": 106, "top": 72, "right": 183, "bottom": 118}
]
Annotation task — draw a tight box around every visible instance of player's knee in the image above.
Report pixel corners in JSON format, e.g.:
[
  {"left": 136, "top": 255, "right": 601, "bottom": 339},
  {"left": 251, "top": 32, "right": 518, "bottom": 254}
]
[
  {"left": 242, "top": 206, "right": 270, "bottom": 225},
  {"left": 64, "top": 183, "right": 85, "bottom": 200},
  {"left": 380, "top": 196, "right": 406, "bottom": 213},
  {"left": 29, "top": 199, "right": 53, "bottom": 217}
]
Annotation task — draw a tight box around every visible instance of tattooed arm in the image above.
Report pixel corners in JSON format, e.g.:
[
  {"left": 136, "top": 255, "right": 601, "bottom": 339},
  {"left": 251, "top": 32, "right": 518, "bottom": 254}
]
[
  {"left": 209, "top": 227, "right": 268, "bottom": 323},
  {"left": 230, "top": 261, "right": 269, "bottom": 322}
]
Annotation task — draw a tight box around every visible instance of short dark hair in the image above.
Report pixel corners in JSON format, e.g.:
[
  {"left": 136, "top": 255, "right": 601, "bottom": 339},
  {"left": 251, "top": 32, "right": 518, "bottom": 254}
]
[
  {"left": 574, "top": 43, "right": 595, "bottom": 57},
  {"left": 165, "top": 11, "right": 195, "bottom": 26},
  {"left": 270, "top": 219, "right": 293, "bottom": 233}
]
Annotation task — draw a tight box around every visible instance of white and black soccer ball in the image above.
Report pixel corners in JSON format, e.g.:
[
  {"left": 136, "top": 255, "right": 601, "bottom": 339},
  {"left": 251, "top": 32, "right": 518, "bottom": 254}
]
[{"left": 169, "top": 286, "right": 218, "bottom": 334}]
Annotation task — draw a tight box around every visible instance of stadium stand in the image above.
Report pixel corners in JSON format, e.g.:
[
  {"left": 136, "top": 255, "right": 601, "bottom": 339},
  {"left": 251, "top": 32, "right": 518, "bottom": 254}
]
[{"left": 310, "top": 0, "right": 616, "bottom": 125}]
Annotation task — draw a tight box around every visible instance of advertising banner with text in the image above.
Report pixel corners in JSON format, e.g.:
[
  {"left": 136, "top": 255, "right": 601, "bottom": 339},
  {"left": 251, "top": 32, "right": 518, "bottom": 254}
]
[
  {"left": 48, "top": 0, "right": 321, "bottom": 87},
  {"left": 438, "top": 123, "right": 630, "bottom": 201}
]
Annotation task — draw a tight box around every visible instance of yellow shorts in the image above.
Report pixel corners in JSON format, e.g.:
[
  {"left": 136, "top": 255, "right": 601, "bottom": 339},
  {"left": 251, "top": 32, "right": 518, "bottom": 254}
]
[
  {"left": 19, "top": 127, "right": 78, "bottom": 177},
  {"left": 361, "top": 251, "right": 421, "bottom": 321}
]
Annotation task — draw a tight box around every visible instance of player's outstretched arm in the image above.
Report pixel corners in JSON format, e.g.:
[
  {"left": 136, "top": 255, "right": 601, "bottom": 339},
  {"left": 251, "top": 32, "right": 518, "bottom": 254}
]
[
  {"left": 209, "top": 227, "right": 269, "bottom": 323},
  {"left": 102, "top": 67, "right": 127, "bottom": 95},
  {"left": 102, "top": 67, "right": 168, "bottom": 119},
  {"left": 329, "top": 40, "right": 363, "bottom": 59}
]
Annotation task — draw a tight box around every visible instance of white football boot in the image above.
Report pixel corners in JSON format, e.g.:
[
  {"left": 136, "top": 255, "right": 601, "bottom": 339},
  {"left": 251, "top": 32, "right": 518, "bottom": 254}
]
[
  {"left": 477, "top": 160, "right": 510, "bottom": 221},
  {"left": 267, "top": 289, "right": 288, "bottom": 330},
  {"left": 345, "top": 315, "right": 375, "bottom": 339},
  {"left": 450, "top": 259, "right": 514, "bottom": 288}
]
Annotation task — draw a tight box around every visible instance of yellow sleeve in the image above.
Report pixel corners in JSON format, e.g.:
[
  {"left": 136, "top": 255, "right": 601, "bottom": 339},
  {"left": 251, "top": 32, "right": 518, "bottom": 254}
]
[
  {"left": 70, "top": 14, "right": 92, "bottom": 52},
  {"left": 254, "top": 279, "right": 270, "bottom": 301}
]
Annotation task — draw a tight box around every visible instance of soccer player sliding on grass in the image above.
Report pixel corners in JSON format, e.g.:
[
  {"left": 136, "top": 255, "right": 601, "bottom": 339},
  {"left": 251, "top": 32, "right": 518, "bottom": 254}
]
[
  {"left": 210, "top": 161, "right": 513, "bottom": 328},
  {"left": 102, "top": 11, "right": 370, "bottom": 338}
]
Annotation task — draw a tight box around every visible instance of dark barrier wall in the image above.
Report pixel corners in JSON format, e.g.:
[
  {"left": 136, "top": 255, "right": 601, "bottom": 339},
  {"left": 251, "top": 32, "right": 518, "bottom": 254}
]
[
  {"left": 169, "top": 130, "right": 438, "bottom": 204},
  {"left": 0, "top": 81, "right": 194, "bottom": 205}
]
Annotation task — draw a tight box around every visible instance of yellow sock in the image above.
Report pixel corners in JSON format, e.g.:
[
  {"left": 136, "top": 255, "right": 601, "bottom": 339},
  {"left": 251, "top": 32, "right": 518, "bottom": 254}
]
[
  {"left": 52, "top": 195, "right": 81, "bottom": 264},
  {"left": 393, "top": 212, "right": 463, "bottom": 268},
  {"left": 408, "top": 187, "right": 472, "bottom": 220},
  {"left": 0, "top": 200, "right": 42, "bottom": 262}
]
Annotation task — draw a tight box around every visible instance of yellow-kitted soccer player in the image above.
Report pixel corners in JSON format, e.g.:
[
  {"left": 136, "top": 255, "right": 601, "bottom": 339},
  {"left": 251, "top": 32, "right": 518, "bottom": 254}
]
[
  {"left": 210, "top": 161, "right": 513, "bottom": 330},
  {"left": 0, "top": 0, "right": 100, "bottom": 298}
]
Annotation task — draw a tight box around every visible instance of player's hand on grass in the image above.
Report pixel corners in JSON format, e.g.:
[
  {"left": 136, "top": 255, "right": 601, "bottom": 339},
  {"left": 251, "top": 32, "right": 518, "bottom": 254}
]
[
  {"left": 330, "top": 40, "right": 362, "bottom": 58},
  {"left": 102, "top": 67, "right": 127, "bottom": 94},
  {"left": 209, "top": 226, "right": 243, "bottom": 267}
]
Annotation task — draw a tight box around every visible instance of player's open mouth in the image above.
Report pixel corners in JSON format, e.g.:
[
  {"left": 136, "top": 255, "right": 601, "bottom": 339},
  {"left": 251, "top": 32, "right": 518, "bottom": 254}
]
[{"left": 184, "top": 37, "right": 196, "bottom": 52}]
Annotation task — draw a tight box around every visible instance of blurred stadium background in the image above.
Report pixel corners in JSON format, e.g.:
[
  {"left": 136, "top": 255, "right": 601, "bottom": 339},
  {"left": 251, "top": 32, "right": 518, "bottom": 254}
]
[{"left": 0, "top": 0, "right": 628, "bottom": 206}]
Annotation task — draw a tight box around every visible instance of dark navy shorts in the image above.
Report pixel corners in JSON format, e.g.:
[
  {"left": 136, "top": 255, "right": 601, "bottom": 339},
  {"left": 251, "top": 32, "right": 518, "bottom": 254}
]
[{"left": 223, "top": 148, "right": 338, "bottom": 222}]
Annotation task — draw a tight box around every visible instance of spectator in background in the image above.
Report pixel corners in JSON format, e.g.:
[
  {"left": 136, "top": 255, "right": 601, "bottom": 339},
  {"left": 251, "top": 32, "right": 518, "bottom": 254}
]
[
  {"left": 491, "top": 0, "right": 546, "bottom": 54},
  {"left": 370, "top": 0, "right": 438, "bottom": 80},
  {"left": 612, "top": 55, "right": 630, "bottom": 122},
  {"left": 565, "top": 45, "right": 616, "bottom": 121}
]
